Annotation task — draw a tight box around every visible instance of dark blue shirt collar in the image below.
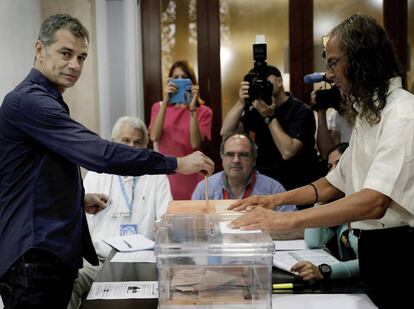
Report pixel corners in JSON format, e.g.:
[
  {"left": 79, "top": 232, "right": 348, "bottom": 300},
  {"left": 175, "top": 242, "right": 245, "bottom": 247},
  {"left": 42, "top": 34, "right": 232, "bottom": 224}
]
[
  {"left": 28, "top": 68, "right": 61, "bottom": 98},
  {"left": 28, "top": 68, "right": 69, "bottom": 114}
]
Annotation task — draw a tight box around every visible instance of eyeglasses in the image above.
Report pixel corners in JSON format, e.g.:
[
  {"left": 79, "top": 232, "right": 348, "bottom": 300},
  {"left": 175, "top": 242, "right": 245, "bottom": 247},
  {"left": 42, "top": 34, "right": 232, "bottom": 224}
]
[
  {"left": 222, "top": 152, "right": 252, "bottom": 160},
  {"left": 326, "top": 54, "right": 346, "bottom": 72}
]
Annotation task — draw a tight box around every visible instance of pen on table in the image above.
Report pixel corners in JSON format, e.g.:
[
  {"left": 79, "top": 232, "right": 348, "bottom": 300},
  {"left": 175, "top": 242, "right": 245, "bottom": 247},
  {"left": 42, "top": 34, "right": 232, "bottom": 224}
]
[
  {"left": 272, "top": 283, "right": 304, "bottom": 290},
  {"left": 123, "top": 239, "right": 132, "bottom": 248}
]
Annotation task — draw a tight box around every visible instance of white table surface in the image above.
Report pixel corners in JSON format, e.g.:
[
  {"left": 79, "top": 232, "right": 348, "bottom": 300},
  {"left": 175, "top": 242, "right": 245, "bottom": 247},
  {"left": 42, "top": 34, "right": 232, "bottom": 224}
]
[{"left": 272, "top": 293, "right": 377, "bottom": 309}]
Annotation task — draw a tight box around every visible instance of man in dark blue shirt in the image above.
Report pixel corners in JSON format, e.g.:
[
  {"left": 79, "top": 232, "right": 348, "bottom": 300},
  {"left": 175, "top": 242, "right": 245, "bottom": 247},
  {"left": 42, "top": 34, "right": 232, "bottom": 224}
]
[{"left": 0, "top": 14, "right": 213, "bottom": 308}]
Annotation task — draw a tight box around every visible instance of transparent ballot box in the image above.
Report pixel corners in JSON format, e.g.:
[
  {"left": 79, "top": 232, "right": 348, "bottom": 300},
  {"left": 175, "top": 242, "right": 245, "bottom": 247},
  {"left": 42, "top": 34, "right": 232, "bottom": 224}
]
[{"left": 155, "top": 214, "right": 274, "bottom": 309}]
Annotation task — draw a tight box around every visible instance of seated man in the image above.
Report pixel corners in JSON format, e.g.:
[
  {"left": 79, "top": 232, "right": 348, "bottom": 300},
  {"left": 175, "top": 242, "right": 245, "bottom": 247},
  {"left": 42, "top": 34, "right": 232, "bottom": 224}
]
[
  {"left": 220, "top": 65, "right": 323, "bottom": 209},
  {"left": 192, "top": 133, "right": 295, "bottom": 212},
  {"left": 68, "top": 116, "right": 172, "bottom": 309}
]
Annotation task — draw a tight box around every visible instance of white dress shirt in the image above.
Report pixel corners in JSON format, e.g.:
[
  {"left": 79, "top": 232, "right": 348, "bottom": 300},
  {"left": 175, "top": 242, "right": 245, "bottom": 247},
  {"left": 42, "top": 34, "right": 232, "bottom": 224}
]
[
  {"left": 326, "top": 77, "right": 414, "bottom": 230},
  {"left": 83, "top": 172, "right": 172, "bottom": 259}
]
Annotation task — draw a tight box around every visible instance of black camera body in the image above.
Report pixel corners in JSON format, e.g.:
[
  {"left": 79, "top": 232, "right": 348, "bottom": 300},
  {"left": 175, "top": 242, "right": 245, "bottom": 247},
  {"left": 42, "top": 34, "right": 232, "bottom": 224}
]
[
  {"left": 312, "top": 86, "right": 342, "bottom": 111},
  {"left": 244, "top": 43, "right": 273, "bottom": 105}
]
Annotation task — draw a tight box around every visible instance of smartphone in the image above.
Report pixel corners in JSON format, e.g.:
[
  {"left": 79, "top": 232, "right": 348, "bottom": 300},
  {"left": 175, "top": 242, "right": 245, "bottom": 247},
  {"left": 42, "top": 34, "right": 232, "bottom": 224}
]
[{"left": 169, "top": 78, "right": 192, "bottom": 104}]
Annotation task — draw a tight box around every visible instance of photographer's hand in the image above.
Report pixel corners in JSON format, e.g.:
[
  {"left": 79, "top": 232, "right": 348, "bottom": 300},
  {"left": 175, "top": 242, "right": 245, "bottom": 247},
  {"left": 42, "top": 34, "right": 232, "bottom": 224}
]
[
  {"left": 163, "top": 78, "right": 177, "bottom": 104},
  {"left": 252, "top": 99, "right": 276, "bottom": 118},
  {"left": 220, "top": 81, "right": 248, "bottom": 136},
  {"left": 151, "top": 79, "right": 175, "bottom": 143},
  {"left": 189, "top": 84, "right": 199, "bottom": 110},
  {"left": 188, "top": 84, "right": 204, "bottom": 149},
  {"left": 309, "top": 87, "right": 325, "bottom": 111},
  {"left": 239, "top": 81, "right": 250, "bottom": 101}
]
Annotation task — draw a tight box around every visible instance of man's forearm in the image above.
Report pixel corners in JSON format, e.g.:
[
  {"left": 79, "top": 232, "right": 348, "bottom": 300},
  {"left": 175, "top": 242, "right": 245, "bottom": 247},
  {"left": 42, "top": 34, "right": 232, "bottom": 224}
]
[
  {"left": 220, "top": 100, "right": 245, "bottom": 136},
  {"left": 275, "top": 177, "right": 341, "bottom": 207},
  {"left": 268, "top": 118, "right": 302, "bottom": 160},
  {"left": 189, "top": 110, "right": 204, "bottom": 149},
  {"left": 150, "top": 102, "right": 167, "bottom": 142}
]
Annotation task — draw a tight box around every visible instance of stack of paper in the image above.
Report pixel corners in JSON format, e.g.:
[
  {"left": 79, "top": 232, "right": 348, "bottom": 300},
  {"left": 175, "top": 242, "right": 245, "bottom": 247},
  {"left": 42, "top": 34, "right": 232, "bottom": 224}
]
[
  {"left": 273, "top": 249, "right": 339, "bottom": 274},
  {"left": 219, "top": 221, "right": 261, "bottom": 234},
  {"left": 103, "top": 234, "right": 154, "bottom": 252},
  {"left": 110, "top": 250, "right": 156, "bottom": 263},
  {"left": 274, "top": 239, "right": 308, "bottom": 251}
]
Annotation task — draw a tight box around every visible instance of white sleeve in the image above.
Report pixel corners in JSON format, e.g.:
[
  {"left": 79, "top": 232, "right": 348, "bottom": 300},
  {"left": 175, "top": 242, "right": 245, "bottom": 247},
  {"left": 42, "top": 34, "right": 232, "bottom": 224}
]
[
  {"left": 327, "top": 109, "right": 338, "bottom": 131},
  {"left": 83, "top": 171, "right": 99, "bottom": 193},
  {"left": 155, "top": 175, "right": 172, "bottom": 220},
  {"left": 83, "top": 171, "right": 111, "bottom": 235},
  {"left": 364, "top": 116, "right": 414, "bottom": 212},
  {"left": 325, "top": 147, "right": 348, "bottom": 192}
]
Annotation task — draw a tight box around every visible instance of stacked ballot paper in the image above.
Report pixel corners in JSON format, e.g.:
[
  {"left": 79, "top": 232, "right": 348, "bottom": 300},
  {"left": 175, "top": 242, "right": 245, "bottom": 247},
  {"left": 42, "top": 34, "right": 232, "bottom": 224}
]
[
  {"left": 103, "top": 234, "right": 155, "bottom": 252},
  {"left": 110, "top": 250, "right": 156, "bottom": 263}
]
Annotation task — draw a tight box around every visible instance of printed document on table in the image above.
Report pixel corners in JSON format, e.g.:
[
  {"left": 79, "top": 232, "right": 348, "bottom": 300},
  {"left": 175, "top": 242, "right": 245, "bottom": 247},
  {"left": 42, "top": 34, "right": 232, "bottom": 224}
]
[
  {"left": 111, "top": 250, "right": 156, "bottom": 263},
  {"left": 103, "top": 234, "right": 155, "bottom": 252},
  {"left": 87, "top": 281, "right": 158, "bottom": 300},
  {"left": 273, "top": 249, "right": 339, "bottom": 273},
  {"left": 274, "top": 239, "right": 309, "bottom": 251}
]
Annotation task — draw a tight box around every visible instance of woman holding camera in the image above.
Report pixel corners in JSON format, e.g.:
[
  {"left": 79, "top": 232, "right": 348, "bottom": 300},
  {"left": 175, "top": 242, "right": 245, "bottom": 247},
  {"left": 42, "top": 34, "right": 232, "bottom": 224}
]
[{"left": 149, "top": 60, "right": 213, "bottom": 200}]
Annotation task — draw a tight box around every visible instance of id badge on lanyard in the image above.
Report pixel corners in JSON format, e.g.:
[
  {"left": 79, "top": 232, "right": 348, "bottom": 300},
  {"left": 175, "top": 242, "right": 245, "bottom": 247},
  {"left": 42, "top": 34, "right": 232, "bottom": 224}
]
[
  {"left": 120, "top": 224, "right": 138, "bottom": 235},
  {"left": 112, "top": 176, "right": 137, "bottom": 218}
]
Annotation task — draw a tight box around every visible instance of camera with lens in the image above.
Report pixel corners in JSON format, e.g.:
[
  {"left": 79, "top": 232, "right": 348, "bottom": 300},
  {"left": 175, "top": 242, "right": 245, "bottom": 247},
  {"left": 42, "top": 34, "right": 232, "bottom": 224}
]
[
  {"left": 243, "top": 38, "right": 273, "bottom": 106},
  {"left": 312, "top": 86, "right": 342, "bottom": 111}
]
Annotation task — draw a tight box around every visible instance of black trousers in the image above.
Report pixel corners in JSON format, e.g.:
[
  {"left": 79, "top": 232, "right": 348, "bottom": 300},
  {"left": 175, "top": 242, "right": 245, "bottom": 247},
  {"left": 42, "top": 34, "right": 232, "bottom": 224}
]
[
  {"left": 358, "top": 226, "right": 414, "bottom": 309},
  {"left": 0, "top": 249, "right": 78, "bottom": 309}
]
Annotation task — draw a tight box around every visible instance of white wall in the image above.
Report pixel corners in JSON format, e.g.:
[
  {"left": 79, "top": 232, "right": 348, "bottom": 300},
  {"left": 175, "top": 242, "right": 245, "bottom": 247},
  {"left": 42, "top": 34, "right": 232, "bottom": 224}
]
[
  {"left": 107, "top": 0, "right": 127, "bottom": 128},
  {"left": 0, "top": 0, "right": 42, "bottom": 103},
  {"left": 0, "top": 0, "right": 145, "bottom": 139},
  {"left": 95, "top": 0, "right": 144, "bottom": 138}
]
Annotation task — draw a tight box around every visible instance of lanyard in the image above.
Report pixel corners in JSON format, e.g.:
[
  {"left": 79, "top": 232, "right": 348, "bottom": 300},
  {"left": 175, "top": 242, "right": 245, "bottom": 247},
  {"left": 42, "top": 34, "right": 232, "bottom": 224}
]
[
  {"left": 118, "top": 176, "right": 137, "bottom": 213},
  {"left": 222, "top": 171, "right": 257, "bottom": 200}
]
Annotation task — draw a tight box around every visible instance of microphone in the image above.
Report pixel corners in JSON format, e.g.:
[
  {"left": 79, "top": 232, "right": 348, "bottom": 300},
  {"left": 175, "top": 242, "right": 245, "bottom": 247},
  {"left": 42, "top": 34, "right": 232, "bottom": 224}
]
[{"left": 303, "top": 73, "right": 329, "bottom": 84}]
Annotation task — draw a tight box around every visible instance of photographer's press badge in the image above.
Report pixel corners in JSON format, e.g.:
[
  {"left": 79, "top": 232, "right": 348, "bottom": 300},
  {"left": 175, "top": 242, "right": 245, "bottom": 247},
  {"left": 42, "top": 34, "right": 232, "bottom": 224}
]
[{"left": 120, "top": 224, "right": 138, "bottom": 236}]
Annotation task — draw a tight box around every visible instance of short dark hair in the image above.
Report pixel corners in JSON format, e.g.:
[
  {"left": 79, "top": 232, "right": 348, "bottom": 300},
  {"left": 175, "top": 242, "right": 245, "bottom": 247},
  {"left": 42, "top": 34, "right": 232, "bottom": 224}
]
[
  {"left": 38, "top": 14, "right": 89, "bottom": 47},
  {"left": 330, "top": 14, "right": 402, "bottom": 126},
  {"left": 248, "top": 65, "right": 281, "bottom": 78},
  {"left": 220, "top": 133, "right": 258, "bottom": 158},
  {"left": 328, "top": 142, "right": 349, "bottom": 157},
  {"left": 264, "top": 65, "right": 282, "bottom": 78}
]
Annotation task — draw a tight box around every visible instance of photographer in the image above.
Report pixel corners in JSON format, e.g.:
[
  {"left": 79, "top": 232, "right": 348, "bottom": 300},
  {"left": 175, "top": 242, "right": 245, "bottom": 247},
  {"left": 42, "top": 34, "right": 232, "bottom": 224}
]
[
  {"left": 149, "top": 60, "right": 213, "bottom": 200},
  {"left": 312, "top": 85, "right": 352, "bottom": 159},
  {"left": 221, "top": 65, "right": 322, "bottom": 209}
]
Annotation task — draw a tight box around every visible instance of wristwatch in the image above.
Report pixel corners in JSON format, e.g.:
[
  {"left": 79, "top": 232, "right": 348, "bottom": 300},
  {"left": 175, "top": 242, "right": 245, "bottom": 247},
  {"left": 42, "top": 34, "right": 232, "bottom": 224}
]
[
  {"left": 318, "top": 263, "right": 332, "bottom": 280},
  {"left": 263, "top": 116, "right": 274, "bottom": 124}
]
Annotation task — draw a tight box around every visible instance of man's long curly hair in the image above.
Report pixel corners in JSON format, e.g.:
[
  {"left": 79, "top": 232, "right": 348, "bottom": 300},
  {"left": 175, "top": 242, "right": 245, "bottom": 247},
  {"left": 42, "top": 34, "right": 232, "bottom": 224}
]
[{"left": 330, "top": 14, "right": 402, "bottom": 126}]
